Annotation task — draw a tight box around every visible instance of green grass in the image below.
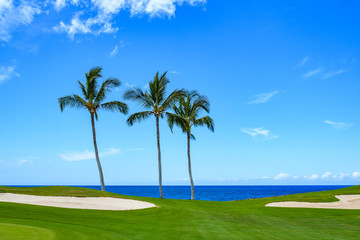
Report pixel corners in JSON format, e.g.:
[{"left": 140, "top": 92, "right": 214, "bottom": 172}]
[{"left": 0, "top": 185, "right": 359, "bottom": 239}]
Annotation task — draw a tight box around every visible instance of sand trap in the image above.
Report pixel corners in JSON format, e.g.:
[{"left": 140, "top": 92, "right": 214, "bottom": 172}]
[
  {"left": 0, "top": 193, "right": 156, "bottom": 210},
  {"left": 266, "top": 195, "right": 360, "bottom": 210}
]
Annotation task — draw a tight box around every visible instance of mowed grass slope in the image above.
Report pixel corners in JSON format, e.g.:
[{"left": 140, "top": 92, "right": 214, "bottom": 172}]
[{"left": 0, "top": 185, "right": 359, "bottom": 240}]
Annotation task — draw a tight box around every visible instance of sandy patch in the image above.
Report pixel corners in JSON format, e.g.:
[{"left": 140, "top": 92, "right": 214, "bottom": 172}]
[
  {"left": 266, "top": 195, "right": 360, "bottom": 210},
  {"left": 0, "top": 193, "right": 156, "bottom": 210}
]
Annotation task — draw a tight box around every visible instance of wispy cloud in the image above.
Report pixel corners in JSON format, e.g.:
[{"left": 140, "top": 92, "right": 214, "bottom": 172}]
[
  {"left": 53, "top": 0, "right": 206, "bottom": 39},
  {"left": 53, "top": 0, "right": 82, "bottom": 11},
  {"left": 322, "top": 69, "right": 348, "bottom": 79},
  {"left": 169, "top": 70, "right": 180, "bottom": 74},
  {"left": 274, "top": 173, "right": 291, "bottom": 180},
  {"left": 1, "top": 1, "right": 206, "bottom": 41},
  {"left": 321, "top": 171, "right": 332, "bottom": 179},
  {"left": 305, "top": 174, "right": 319, "bottom": 180},
  {"left": 129, "top": 0, "right": 207, "bottom": 17},
  {"left": 16, "top": 156, "right": 36, "bottom": 166},
  {"left": 109, "top": 45, "right": 118, "bottom": 57},
  {"left": 352, "top": 172, "right": 360, "bottom": 178},
  {"left": 303, "top": 68, "right": 322, "bottom": 78},
  {"left": 241, "top": 127, "right": 278, "bottom": 141},
  {"left": 125, "top": 82, "right": 136, "bottom": 88},
  {"left": 266, "top": 171, "right": 360, "bottom": 182},
  {"left": 60, "top": 148, "right": 121, "bottom": 161},
  {"left": 0, "top": 65, "right": 20, "bottom": 83},
  {"left": 259, "top": 176, "right": 271, "bottom": 179},
  {"left": 0, "top": 1, "right": 42, "bottom": 41},
  {"left": 324, "top": 120, "right": 353, "bottom": 129},
  {"left": 247, "top": 90, "right": 279, "bottom": 104},
  {"left": 296, "top": 56, "right": 309, "bottom": 68},
  {"left": 338, "top": 173, "right": 349, "bottom": 179},
  {"left": 17, "top": 159, "right": 31, "bottom": 166},
  {"left": 53, "top": 11, "right": 118, "bottom": 40}
]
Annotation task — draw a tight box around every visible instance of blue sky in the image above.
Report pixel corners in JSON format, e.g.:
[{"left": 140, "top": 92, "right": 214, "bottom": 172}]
[{"left": 0, "top": 0, "right": 359, "bottom": 185}]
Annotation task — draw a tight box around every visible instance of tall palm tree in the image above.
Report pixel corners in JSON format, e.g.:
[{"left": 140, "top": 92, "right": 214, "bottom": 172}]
[
  {"left": 124, "top": 71, "right": 185, "bottom": 199},
  {"left": 58, "top": 67, "right": 128, "bottom": 191},
  {"left": 167, "top": 91, "right": 214, "bottom": 200}
]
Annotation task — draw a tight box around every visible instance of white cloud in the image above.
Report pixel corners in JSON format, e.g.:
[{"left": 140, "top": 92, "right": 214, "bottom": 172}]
[
  {"left": 324, "top": 120, "right": 353, "bottom": 129},
  {"left": 305, "top": 174, "right": 319, "bottom": 180},
  {"left": 352, "top": 172, "right": 360, "bottom": 178},
  {"left": 321, "top": 171, "right": 331, "bottom": 179},
  {"left": 109, "top": 45, "right": 118, "bottom": 57},
  {"left": 53, "top": 0, "right": 82, "bottom": 11},
  {"left": 303, "top": 68, "right": 322, "bottom": 78},
  {"left": 260, "top": 176, "right": 271, "bottom": 179},
  {"left": 60, "top": 148, "right": 120, "bottom": 161},
  {"left": 130, "top": 0, "right": 206, "bottom": 17},
  {"left": 0, "top": 65, "right": 20, "bottom": 83},
  {"left": 169, "top": 70, "right": 180, "bottom": 74},
  {"left": 53, "top": 0, "right": 206, "bottom": 39},
  {"left": 247, "top": 90, "right": 279, "bottom": 104},
  {"left": 1, "top": 1, "right": 206, "bottom": 41},
  {"left": 125, "top": 82, "right": 136, "bottom": 88},
  {"left": 17, "top": 159, "right": 30, "bottom": 166},
  {"left": 0, "top": 1, "right": 42, "bottom": 41},
  {"left": 297, "top": 56, "right": 309, "bottom": 68},
  {"left": 241, "top": 127, "right": 278, "bottom": 141},
  {"left": 322, "top": 69, "right": 348, "bottom": 79},
  {"left": 54, "top": 0, "right": 67, "bottom": 10},
  {"left": 92, "top": 0, "right": 126, "bottom": 14},
  {"left": 274, "top": 173, "right": 291, "bottom": 180},
  {"left": 16, "top": 156, "right": 35, "bottom": 166},
  {"left": 338, "top": 173, "right": 349, "bottom": 180},
  {"left": 53, "top": 12, "right": 118, "bottom": 39}
]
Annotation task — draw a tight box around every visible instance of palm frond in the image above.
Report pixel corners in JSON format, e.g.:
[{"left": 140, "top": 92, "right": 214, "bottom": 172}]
[
  {"left": 58, "top": 94, "right": 87, "bottom": 112},
  {"left": 95, "top": 78, "right": 121, "bottom": 104},
  {"left": 78, "top": 80, "right": 88, "bottom": 99},
  {"left": 189, "top": 133, "right": 196, "bottom": 140},
  {"left": 86, "top": 67, "right": 102, "bottom": 101},
  {"left": 127, "top": 111, "right": 152, "bottom": 126},
  {"left": 194, "top": 116, "right": 214, "bottom": 132},
  {"left": 190, "top": 95, "right": 210, "bottom": 118},
  {"left": 100, "top": 101, "right": 128, "bottom": 114},
  {"left": 161, "top": 89, "right": 186, "bottom": 110},
  {"left": 148, "top": 71, "right": 169, "bottom": 105},
  {"left": 157, "top": 71, "right": 169, "bottom": 104},
  {"left": 124, "top": 87, "right": 154, "bottom": 109},
  {"left": 166, "top": 112, "right": 187, "bottom": 133},
  {"left": 167, "top": 91, "right": 214, "bottom": 138}
]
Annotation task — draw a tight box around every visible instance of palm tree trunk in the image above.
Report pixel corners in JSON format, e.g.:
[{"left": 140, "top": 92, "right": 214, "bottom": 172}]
[
  {"left": 156, "top": 116, "right": 164, "bottom": 199},
  {"left": 91, "top": 112, "right": 106, "bottom": 191},
  {"left": 187, "top": 132, "right": 195, "bottom": 200}
]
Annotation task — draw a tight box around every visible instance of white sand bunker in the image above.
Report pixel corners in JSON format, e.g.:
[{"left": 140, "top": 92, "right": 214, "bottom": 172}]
[
  {"left": 266, "top": 195, "right": 360, "bottom": 210},
  {"left": 0, "top": 193, "right": 156, "bottom": 210}
]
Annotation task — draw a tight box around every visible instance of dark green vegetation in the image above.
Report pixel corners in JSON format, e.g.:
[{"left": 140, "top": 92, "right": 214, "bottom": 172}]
[
  {"left": 0, "top": 186, "right": 359, "bottom": 239},
  {"left": 58, "top": 67, "right": 128, "bottom": 191},
  {"left": 124, "top": 72, "right": 185, "bottom": 199},
  {"left": 167, "top": 91, "right": 214, "bottom": 200}
]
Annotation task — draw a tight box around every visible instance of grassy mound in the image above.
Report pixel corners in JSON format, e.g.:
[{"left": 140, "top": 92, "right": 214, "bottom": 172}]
[{"left": 0, "top": 185, "right": 359, "bottom": 239}]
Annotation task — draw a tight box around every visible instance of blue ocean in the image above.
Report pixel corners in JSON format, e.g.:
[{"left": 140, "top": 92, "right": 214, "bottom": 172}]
[{"left": 76, "top": 185, "right": 349, "bottom": 201}]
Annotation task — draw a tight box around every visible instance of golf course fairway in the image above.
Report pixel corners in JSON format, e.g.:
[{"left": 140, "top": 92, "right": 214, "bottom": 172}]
[{"left": 0, "top": 185, "right": 359, "bottom": 239}]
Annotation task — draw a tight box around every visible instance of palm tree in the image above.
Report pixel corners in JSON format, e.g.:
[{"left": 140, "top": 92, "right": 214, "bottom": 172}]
[
  {"left": 124, "top": 71, "right": 185, "bottom": 199},
  {"left": 58, "top": 67, "right": 128, "bottom": 191},
  {"left": 167, "top": 91, "right": 214, "bottom": 200}
]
